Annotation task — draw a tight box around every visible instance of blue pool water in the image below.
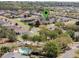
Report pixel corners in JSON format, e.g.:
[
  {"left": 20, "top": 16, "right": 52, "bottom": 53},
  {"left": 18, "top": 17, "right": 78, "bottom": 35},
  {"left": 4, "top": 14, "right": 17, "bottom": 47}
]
[{"left": 19, "top": 47, "right": 32, "bottom": 55}]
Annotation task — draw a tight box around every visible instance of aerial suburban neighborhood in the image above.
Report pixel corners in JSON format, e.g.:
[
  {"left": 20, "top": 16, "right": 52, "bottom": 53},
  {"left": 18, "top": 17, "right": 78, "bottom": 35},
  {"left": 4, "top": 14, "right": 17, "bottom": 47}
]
[{"left": 0, "top": 1, "right": 79, "bottom": 58}]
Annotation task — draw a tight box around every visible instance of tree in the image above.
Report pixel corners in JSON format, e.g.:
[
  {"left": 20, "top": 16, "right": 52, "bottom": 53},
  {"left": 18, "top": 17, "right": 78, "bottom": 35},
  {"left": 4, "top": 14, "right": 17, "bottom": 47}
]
[
  {"left": 15, "top": 23, "right": 18, "bottom": 26},
  {"left": 24, "top": 14, "right": 27, "bottom": 18},
  {"left": 43, "top": 40, "right": 61, "bottom": 57},
  {"left": 31, "top": 35, "right": 41, "bottom": 42},
  {"left": 35, "top": 20, "right": 40, "bottom": 27},
  {"left": 66, "top": 30, "right": 75, "bottom": 39},
  {"left": 22, "top": 34, "right": 28, "bottom": 41},
  {"left": 54, "top": 28, "right": 62, "bottom": 34},
  {"left": 47, "top": 31, "right": 58, "bottom": 39},
  {"left": 76, "top": 21, "right": 79, "bottom": 25},
  {"left": 0, "top": 46, "right": 11, "bottom": 54},
  {"left": 41, "top": 35, "right": 47, "bottom": 42},
  {"left": 5, "top": 28, "right": 16, "bottom": 42}
]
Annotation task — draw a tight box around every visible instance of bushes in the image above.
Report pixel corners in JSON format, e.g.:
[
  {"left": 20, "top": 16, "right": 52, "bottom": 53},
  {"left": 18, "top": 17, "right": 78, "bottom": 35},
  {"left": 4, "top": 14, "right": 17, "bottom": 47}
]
[
  {"left": 0, "top": 46, "right": 11, "bottom": 57},
  {"left": 43, "top": 33, "right": 73, "bottom": 57},
  {"left": 35, "top": 20, "right": 40, "bottom": 27},
  {"left": 54, "top": 28, "right": 62, "bottom": 34},
  {"left": 0, "top": 46, "right": 11, "bottom": 53},
  {"left": 21, "top": 30, "right": 47, "bottom": 42},
  {"left": 47, "top": 31, "right": 58, "bottom": 39},
  {"left": 55, "top": 37, "right": 72, "bottom": 50},
  {"left": 31, "top": 35, "right": 47, "bottom": 42},
  {"left": 39, "top": 27, "right": 49, "bottom": 36},
  {"left": 76, "top": 21, "right": 79, "bottom": 25},
  {"left": 43, "top": 40, "right": 61, "bottom": 57},
  {"left": 31, "top": 35, "right": 41, "bottom": 42},
  {"left": 58, "top": 33, "right": 73, "bottom": 44},
  {"left": 66, "top": 30, "right": 75, "bottom": 39},
  {"left": 0, "top": 26, "right": 16, "bottom": 42},
  {"left": 39, "top": 28, "right": 59, "bottom": 40},
  {"left": 55, "top": 22, "right": 64, "bottom": 27},
  {"left": 39, "top": 35, "right": 47, "bottom": 42},
  {"left": 55, "top": 33, "right": 73, "bottom": 51},
  {"left": 22, "top": 34, "right": 28, "bottom": 41}
]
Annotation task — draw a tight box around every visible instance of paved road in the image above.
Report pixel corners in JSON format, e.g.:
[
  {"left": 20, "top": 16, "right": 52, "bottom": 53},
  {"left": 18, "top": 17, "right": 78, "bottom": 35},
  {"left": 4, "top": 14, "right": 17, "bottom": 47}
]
[{"left": 58, "top": 42, "right": 79, "bottom": 58}]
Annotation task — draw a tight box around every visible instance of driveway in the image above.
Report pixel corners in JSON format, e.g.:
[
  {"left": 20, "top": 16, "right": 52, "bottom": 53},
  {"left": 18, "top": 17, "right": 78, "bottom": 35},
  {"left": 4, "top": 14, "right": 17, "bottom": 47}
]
[
  {"left": 2, "top": 52, "right": 29, "bottom": 58},
  {"left": 58, "top": 42, "right": 79, "bottom": 58}
]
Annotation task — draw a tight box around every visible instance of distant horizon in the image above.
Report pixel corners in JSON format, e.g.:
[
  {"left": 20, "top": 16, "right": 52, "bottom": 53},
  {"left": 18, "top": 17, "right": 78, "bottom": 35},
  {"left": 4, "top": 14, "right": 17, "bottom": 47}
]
[
  {"left": 0, "top": 0, "right": 79, "bottom": 2},
  {"left": 0, "top": 2, "right": 79, "bottom": 7}
]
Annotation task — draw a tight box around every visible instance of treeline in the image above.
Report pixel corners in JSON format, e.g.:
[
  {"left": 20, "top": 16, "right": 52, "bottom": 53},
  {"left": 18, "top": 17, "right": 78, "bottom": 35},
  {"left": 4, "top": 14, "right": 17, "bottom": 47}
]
[
  {"left": 0, "top": 2, "right": 79, "bottom": 10},
  {"left": 0, "top": 1, "right": 44, "bottom": 10}
]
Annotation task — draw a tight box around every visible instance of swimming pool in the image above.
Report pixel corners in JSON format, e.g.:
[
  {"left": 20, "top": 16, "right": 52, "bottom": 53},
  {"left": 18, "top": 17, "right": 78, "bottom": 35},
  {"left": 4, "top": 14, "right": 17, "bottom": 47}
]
[{"left": 19, "top": 47, "right": 32, "bottom": 55}]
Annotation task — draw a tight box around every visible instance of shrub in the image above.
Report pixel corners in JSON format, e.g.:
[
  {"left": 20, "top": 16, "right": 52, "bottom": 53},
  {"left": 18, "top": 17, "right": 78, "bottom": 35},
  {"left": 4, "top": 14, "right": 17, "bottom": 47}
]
[
  {"left": 43, "top": 40, "right": 61, "bottom": 57},
  {"left": 76, "top": 21, "right": 79, "bottom": 25},
  {"left": 31, "top": 35, "right": 42, "bottom": 42},
  {"left": 47, "top": 31, "right": 58, "bottom": 39},
  {"left": 0, "top": 46, "right": 11, "bottom": 54},
  {"left": 22, "top": 34, "right": 28, "bottom": 41},
  {"left": 55, "top": 33, "right": 73, "bottom": 50},
  {"left": 66, "top": 30, "right": 75, "bottom": 39},
  {"left": 39, "top": 28, "right": 58, "bottom": 39},
  {"left": 0, "top": 26, "right": 16, "bottom": 42},
  {"left": 55, "top": 22, "right": 64, "bottom": 27},
  {"left": 35, "top": 20, "right": 40, "bottom": 27},
  {"left": 54, "top": 28, "right": 62, "bottom": 34}
]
